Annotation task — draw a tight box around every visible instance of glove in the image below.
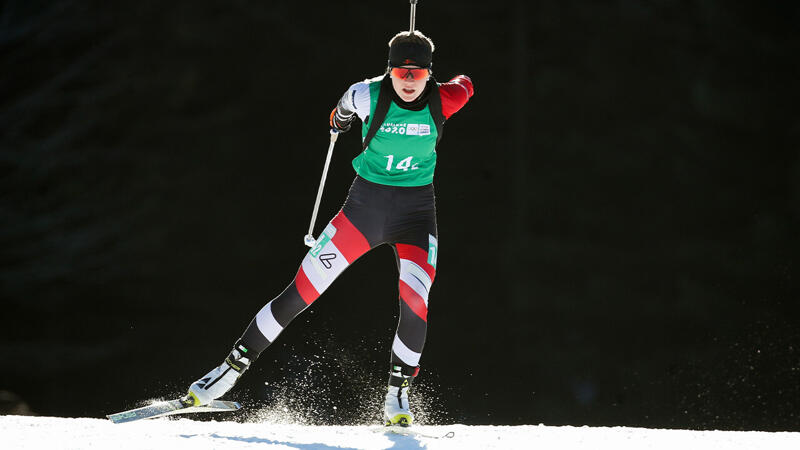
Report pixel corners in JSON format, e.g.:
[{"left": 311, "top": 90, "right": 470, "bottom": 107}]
[{"left": 329, "top": 107, "right": 354, "bottom": 133}]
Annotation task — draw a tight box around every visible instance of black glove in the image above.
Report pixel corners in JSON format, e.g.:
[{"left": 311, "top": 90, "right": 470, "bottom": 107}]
[{"left": 329, "top": 107, "right": 354, "bottom": 133}]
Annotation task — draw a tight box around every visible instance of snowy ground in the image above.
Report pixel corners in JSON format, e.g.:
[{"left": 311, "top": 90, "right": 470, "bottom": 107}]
[{"left": 2, "top": 415, "right": 799, "bottom": 450}]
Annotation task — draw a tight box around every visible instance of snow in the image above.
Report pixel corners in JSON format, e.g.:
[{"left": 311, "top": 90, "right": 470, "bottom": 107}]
[{"left": 2, "top": 415, "right": 799, "bottom": 450}]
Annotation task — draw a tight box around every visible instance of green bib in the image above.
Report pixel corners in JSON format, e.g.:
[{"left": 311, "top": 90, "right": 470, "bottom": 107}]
[{"left": 351, "top": 81, "right": 439, "bottom": 187}]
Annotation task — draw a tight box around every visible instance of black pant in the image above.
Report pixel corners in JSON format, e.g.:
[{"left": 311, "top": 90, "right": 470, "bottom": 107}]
[{"left": 240, "top": 176, "right": 439, "bottom": 370}]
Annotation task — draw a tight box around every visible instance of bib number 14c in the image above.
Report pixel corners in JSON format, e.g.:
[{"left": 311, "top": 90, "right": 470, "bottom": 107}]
[{"left": 384, "top": 155, "right": 419, "bottom": 172}]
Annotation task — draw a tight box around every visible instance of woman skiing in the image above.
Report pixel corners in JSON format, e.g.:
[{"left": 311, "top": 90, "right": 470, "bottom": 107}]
[{"left": 185, "top": 30, "right": 473, "bottom": 426}]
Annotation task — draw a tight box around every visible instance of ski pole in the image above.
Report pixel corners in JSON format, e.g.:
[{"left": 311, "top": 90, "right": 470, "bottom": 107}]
[
  {"left": 304, "top": 130, "right": 339, "bottom": 248},
  {"left": 409, "top": 0, "right": 418, "bottom": 32}
]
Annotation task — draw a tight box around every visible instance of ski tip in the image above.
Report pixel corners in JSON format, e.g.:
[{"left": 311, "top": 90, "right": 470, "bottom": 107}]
[{"left": 106, "top": 411, "right": 138, "bottom": 424}]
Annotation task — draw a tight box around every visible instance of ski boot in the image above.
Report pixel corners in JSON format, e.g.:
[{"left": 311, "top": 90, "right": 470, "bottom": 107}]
[
  {"left": 384, "top": 364, "right": 419, "bottom": 427},
  {"left": 184, "top": 340, "right": 257, "bottom": 406}
]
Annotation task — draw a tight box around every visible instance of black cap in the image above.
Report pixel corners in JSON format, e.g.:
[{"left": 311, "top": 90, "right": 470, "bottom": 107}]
[{"left": 388, "top": 36, "right": 433, "bottom": 68}]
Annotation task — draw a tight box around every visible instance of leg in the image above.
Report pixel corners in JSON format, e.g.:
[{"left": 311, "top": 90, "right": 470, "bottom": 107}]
[
  {"left": 390, "top": 242, "right": 437, "bottom": 369},
  {"left": 187, "top": 210, "right": 373, "bottom": 405},
  {"left": 240, "top": 210, "right": 372, "bottom": 353},
  {"left": 384, "top": 220, "right": 438, "bottom": 426}
]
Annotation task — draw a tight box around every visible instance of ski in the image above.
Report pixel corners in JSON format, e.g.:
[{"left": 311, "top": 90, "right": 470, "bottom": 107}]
[
  {"left": 374, "top": 425, "right": 455, "bottom": 439},
  {"left": 106, "top": 398, "right": 241, "bottom": 424}
]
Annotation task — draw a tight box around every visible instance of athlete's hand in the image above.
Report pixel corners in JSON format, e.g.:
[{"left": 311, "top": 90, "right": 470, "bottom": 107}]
[{"left": 329, "top": 107, "right": 353, "bottom": 133}]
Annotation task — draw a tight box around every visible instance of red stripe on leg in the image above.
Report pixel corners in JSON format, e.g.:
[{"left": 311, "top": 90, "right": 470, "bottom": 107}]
[
  {"left": 330, "top": 211, "right": 370, "bottom": 263},
  {"left": 399, "top": 280, "right": 428, "bottom": 322},
  {"left": 294, "top": 266, "right": 320, "bottom": 305},
  {"left": 396, "top": 243, "right": 436, "bottom": 281}
]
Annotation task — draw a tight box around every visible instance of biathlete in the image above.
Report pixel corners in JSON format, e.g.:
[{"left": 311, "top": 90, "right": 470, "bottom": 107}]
[{"left": 185, "top": 30, "right": 473, "bottom": 426}]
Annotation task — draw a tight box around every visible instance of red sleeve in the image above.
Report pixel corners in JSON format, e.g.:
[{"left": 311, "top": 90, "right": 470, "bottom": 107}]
[{"left": 438, "top": 75, "right": 474, "bottom": 119}]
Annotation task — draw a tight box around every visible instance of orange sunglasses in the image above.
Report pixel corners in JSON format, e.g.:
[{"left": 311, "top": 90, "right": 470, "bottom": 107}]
[{"left": 389, "top": 67, "right": 430, "bottom": 80}]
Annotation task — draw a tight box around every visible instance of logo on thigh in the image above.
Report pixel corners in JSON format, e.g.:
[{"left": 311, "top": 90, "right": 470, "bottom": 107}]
[
  {"left": 319, "top": 253, "right": 337, "bottom": 269},
  {"left": 428, "top": 234, "right": 438, "bottom": 268}
]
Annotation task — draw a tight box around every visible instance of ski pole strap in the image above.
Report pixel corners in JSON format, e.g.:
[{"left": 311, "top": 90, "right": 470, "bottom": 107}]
[{"left": 361, "top": 74, "right": 445, "bottom": 151}]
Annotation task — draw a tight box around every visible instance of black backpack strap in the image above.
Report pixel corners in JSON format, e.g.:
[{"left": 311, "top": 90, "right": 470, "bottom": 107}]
[
  {"left": 362, "top": 74, "right": 393, "bottom": 151},
  {"left": 427, "top": 76, "right": 445, "bottom": 145}
]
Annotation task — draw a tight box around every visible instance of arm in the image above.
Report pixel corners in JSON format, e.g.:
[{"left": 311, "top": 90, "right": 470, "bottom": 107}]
[
  {"left": 438, "top": 75, "right": 474, "bottom": 120},
  {"left": 330, "top": 81, "right": 371, "bottom": 132}
]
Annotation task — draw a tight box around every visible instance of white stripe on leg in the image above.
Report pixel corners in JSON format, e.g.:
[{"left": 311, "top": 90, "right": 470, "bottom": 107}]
[
  {"left": 255, "top": 302, "right": 283, "bottom": 342},
  {"left": 392, "top": 334, "right": 421, "bottom": 367}
]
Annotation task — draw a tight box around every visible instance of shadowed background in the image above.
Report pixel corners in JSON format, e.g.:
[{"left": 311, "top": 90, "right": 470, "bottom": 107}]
[{"left": 1, "top": 0, "right": 798, "bottom": 431}]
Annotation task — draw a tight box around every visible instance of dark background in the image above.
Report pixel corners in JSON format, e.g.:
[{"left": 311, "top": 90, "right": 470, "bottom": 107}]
[{"left": 1, "top": 0, "right": 798, "bottom": 431}]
